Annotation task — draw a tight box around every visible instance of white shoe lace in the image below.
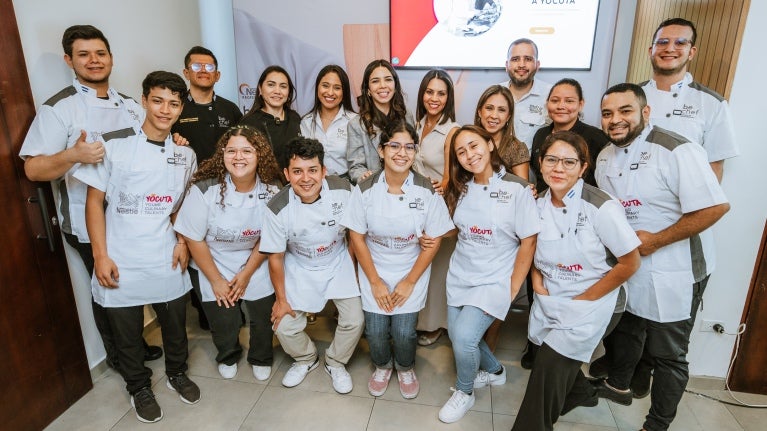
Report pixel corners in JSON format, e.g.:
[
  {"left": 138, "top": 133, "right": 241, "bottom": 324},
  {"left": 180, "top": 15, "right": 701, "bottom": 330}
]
[
  {"left": 446, "top": 387, "right": 470, "bottom": 409},
  {"left": 399, "top": 370, "right": 416, "bottom": 384},
  {"left": 330, "top": 366, "right": 351, "bottom": 383},
  {"left": 475, "top": 370, "right": 490, "bottom": 384},
  {"left": 372, "top": 368, "right": 390, "bottom": 382}
]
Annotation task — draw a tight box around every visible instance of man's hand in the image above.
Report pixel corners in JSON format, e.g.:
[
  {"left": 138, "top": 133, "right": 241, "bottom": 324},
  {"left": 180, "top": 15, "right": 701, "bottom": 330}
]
[
  {"left": 271, "top": 300, "right": 296, "bottom": 331},
  {"left": 172, "top": 242, "right": 190, "bottom": 271},
  {"left": 635, "top": 230, "right": 659, "bottom": 256},
  {"left": 69, "top": 130, "right": 105, "bottom": 165},
  {"left": 94, "top": 255, "right": 120, "bottom": 288}
]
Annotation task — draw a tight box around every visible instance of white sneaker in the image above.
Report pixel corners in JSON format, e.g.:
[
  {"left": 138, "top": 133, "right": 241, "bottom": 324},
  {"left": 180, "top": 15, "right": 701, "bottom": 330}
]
[
  {"left": 473, "top": 366, "right": 506, "bottom": 388},
  {"left": 282, "top": 358, "right": 319, "bottom": 387},
  {"left": 252, "top": 365, "right": 272, "bottom": 381},
  {"left": 438, "top": 388, "right": 475, "bottom": 423},
  {"left": 218, "top": 363, "right": 237, "bottom": 379},
  {"left": 324, "top": 363, "right": 353, "bottom": 394}
]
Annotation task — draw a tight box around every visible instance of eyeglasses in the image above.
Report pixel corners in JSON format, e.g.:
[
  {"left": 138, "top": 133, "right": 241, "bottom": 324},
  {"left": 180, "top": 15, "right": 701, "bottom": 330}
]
[
  {"left": 382, "top": 141, "right": 418, "bottom": 153},
  {"left": 541, "top": 155, "right": 580, "bottom": 170},
  {"left": 653, "top": 38, "right": 692, "bottom": 49},
  {"left": 189, "top": 62, "right": 217, "bottom": 73},
  {"left": 224, "top": 147, "right": 256, "bottom": 158}
]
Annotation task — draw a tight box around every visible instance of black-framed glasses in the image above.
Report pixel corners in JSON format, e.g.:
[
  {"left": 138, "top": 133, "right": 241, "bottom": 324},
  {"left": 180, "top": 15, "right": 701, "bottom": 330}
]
[
  {"left": 653, "top": 38, "right": 692, "bottom": 49},
  {"left": 382, "top": 141, "right": 418, "bottom": 153},
  {"left": 189, "top": 62, "right": 216, "bottom": 72},
  {"left": 541, "top": 155, "right": 580, "bottom": 170}
]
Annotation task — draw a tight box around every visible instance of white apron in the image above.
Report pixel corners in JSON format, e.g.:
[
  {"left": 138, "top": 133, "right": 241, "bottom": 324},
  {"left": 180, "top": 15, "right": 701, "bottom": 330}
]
[
  {"left": 193, "top": 176, "right": 274, "bottom": 302},
  {"left": 528, "top": 191, "right": 619, "bottom": 362},
  {"left": 94, "top": 136, "right": 192, "bottom": 307},
  {"left": 284, "top": 187, "right": 359, "bottom": 312},
  {"left": 66, "top": 85, "right": 140, "bottom": 242}
]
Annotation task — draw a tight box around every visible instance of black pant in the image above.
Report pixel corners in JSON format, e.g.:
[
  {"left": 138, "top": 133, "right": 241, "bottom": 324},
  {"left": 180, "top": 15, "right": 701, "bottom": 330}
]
[
  {"left": 64, "top": 232, "right": 118, "bottom": 365},
  {"left": 605, "top": 278, "right": 706, "bottom": 431},
  {"left": 512, "top": 343, "right": 582, "bottom": 431},
  {"left": 190, "top": 269, "right": 275, "bottom": 366},
  {"left": 106, "top": 294, "right": 189, "bottom": 394}
]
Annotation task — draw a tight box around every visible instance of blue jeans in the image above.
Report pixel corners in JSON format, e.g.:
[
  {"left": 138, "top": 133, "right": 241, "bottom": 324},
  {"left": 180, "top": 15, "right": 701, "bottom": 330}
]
[
  {"left": 447, "top": 305, "right": 502, "bottom": 393},
  {"left": 364, "top": 311, "right": 418, "bottom": 370}
]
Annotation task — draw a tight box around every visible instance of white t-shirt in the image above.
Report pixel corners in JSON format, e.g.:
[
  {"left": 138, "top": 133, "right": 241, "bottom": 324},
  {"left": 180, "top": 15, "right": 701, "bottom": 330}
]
[
  {"left": 447, "top": 167, "right": 540, "bottom": 319},
  {"left": 174, "top": 174, "right": 279, "bottom": 302},
  {"left": 341, "top": 171, "right": 453, "bottom": 314},
  {"left": 595, "top": 126, "right": 728, "bottom": 322},
  {"left": 300, "top": 107, "right": 358, "bottom": 176},
  {"left": 19, "top": 80, "right": 143, "bottom": 242}
]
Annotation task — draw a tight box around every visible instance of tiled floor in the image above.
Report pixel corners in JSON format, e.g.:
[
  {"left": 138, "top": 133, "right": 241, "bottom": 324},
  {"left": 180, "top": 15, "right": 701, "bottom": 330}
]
[{"left": 46, "top": 310, "right": 767, "bottom": 430}]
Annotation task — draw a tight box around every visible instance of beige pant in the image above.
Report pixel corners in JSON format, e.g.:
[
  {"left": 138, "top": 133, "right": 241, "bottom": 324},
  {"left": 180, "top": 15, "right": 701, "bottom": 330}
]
[{"left": 275, "top": 296, "right": 364, "bottom": 368}]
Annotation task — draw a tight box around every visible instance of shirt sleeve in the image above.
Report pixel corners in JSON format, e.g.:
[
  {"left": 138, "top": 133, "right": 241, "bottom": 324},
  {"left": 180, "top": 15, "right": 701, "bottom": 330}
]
[
  {"left": 19, "top": 105, "right": 70, "bottom": 160},
  {"left": 702, "top": 100, "right": 739, "bottom": 162},
  {"left": 173, "top": 185, "right": 210, "bottom": 241},
  {"left": 669, "top": 143, "right": 728, "bottom": 213},
  {"left": 339, "top": 185, "right": 368, "bottom": 234},
  {"left": 423, "top": 191, "right": 454, "bottom": 237},
  {"left": 594, "top": 200, "right": 641, "bottom": 258},
  {"left": 514, "top": 184, "right": 541, "bottom": 240},
  {"left": 259, "top": 206, "right": 288, "bottom": 254},
  {"left": 72, "top": 142, "right": 111, "bottom": 192}
]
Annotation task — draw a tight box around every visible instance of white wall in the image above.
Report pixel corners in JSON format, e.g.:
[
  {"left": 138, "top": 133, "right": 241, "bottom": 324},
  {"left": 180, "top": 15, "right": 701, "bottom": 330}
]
[
  {"left": 686, "top": 1, "right": 764, "bottom": 377},
  {"left": 13, "top": 0, "right": 202, "bottom": 369}
]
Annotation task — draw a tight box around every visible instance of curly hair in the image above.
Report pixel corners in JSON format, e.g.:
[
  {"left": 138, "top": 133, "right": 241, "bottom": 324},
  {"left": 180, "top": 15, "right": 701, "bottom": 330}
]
[{"left": 190, "top": 125, "right": 284, "bottom": 207}]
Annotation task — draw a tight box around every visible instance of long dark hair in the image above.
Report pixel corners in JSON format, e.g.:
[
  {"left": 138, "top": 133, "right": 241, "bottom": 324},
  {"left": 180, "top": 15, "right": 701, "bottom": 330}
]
[
  {"left": 444, "top": 125, "right": 503, "bottom": 217},
  {"left": 415, "top": 69, "right": 456, "bottom": 125},
  {"left": 308, "top": 65, "right": 354, "bottom": 116},
  {"left": 357, "top": 59, "right": 407, "bottom": 137},
  {"left": 242, "top": 65, "right": 296, "bottom": 116},
  {"left": 190, "top": 126, "right": 283, "bottom": 207}
]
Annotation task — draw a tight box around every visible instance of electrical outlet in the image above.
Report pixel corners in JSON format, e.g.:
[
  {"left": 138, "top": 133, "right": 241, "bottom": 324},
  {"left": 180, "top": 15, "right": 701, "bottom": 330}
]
[{"left": 700, "top": 319, "right": 725, "bottom": 333}]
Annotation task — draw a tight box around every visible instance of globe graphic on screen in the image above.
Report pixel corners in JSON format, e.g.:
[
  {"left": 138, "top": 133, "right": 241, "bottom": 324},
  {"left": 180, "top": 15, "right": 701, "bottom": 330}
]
[{"left": 435, "top": 0, "right": 502, "bottom": 37}]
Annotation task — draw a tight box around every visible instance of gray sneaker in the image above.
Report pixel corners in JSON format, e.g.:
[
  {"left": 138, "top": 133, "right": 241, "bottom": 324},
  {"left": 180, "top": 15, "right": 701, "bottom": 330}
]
[
  {"left": 131, "top": 387, "right": 163, "bottom": 423},
  {"left": 166, "top": 373, "right": 201, "bottom": 404}
]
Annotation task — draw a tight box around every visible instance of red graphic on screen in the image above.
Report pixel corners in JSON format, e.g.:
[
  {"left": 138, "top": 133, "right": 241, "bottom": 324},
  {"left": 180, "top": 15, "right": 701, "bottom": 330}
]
[{"left": 390, "top": 0, "right": 438, "bottom": 66}]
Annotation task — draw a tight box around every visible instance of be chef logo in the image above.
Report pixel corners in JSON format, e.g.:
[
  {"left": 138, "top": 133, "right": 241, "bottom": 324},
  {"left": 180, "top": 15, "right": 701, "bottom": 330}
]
[
  {"left": 528, "top": 104, "right": 544, "bottom": 116},
  {"left": 116, "top": 191, "right": 141, "bottom": 214},
  {"left": 673, "top": 104, "right": 699, "bottom": 119},
  {"left": 408, "top": 197, "right": 424, "bottom": 211},
  {"left": 465, "top": 225, "right": 493, "bottom": 246},
  {"left": 218, "top": 116, "right": 232, "bottom": 128},
  {"left": 490, "top": 189, "right": 511, "bottom": 203},
  {"left": 576, "top": 212, "right": 587, "bottom": 228},
  {"left": 331, "top": 202, "right": 344, "bottom": 216},
  {"left": 167, "top": 152, "right": 187, "bottom": 165},
  {"left": 631, "top": 152, "right": 651, "bottom": 170}
]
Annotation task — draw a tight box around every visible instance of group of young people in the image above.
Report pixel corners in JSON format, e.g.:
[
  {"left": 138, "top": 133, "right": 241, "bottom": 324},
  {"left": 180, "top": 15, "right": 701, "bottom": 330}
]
[{"left": 20, "top": 16, "right": 736, "bottom": 431}]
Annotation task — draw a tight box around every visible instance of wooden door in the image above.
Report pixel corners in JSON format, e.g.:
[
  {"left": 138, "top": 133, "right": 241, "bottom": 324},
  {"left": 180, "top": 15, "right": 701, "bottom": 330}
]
[{"left": 0, "top": 2, "right": 93, "bottom": 430}]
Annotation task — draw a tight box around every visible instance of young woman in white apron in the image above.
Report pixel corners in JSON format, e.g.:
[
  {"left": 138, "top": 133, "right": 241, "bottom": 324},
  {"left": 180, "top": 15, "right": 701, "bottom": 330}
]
[
  {"left": 511, "top": 131, "right": 640, "bottom": 431},
  {"left": 412, "top": 69, "right": 459, "bottom": 347},
  {"left": 342, "top": 120, "right": 453, "bottom": 399},
  {"left": 438, "top": 125, "right": 539, "bottom": 424},
  {"left": 174, "top": 126, "right": 283, "bottom": 381}
]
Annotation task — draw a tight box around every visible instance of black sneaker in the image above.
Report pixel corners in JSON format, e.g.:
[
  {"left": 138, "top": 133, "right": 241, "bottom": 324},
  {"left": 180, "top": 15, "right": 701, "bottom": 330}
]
[
  {"left": 143, "top": 341, "right": 163, "bottom": 361},
  {"left": 592, "top": 378, "right": 633, "bottom": 406},
  {"left": 630, "top": 367, "right": 652, "bottom": 399},
  {"left": 131, "top": 387, "right": 163, "bottom": 423},
  {"left": 166, "top": 373, "right": 201, "bottom": 404},
  {"left": 589, "top": 356, "right": 609, "bottom": 379}
]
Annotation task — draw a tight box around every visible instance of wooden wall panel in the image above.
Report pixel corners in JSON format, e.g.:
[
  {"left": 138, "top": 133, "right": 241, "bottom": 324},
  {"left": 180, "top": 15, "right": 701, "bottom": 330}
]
[{"left": 625, "top": 0, "right": 749, "bottom": 99}]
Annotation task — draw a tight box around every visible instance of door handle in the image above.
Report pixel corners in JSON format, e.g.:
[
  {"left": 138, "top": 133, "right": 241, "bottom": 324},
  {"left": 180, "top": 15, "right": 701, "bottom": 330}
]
[{"left": 27, "top": 187, "right": 57, "bottom": 252}]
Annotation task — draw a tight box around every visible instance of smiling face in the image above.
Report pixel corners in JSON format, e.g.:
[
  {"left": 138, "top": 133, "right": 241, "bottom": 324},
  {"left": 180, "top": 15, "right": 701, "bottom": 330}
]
[
  {"left": 422, "top": 78, "right": 448, "bottom": 118},
  {"left": 64, "top": 38, "right": 113, "bottom": 87},
  {"left": 540, "top": 140, "right": 587, "bottom": 199},
  {"left": 650, "top": 24, "right": 697, "bottom": 77},
  {"left": 367, "top": 66, "right": 395, "bottom": 111},
  {"left": 284, "top": 156, "right": 326, "bottom": 203},
  {"left": 378, "top": 131, "right": 416, "bottom": 176},
  {"left": 601, "top": 91, "right": 650, "bottom": 147},
  {"left": 478, "top": 93, "right": 511, "bottom": 139},
  {"left": 317, "top": 71, "right": 343, "bottom": 112},
  {"left": 184, "top": 53, "right": 220, "bottom": 91},
  {"left": 547, "top": 84, "right": 584, "bottom": 129},
  {"left": 141, "top": 86, "right": 183, "bottom": 137},
  {"left": 506, "top": 42, "right": 539, "bottom": 87},
  {"left": 223, "top": 135, "right": 258, "bottom": 183},
  {"left": 453, "top": 130, "right": 494, "bottom": 178},
  {"left": 259, "top": 71, "right": 290, "bottom": 112}
]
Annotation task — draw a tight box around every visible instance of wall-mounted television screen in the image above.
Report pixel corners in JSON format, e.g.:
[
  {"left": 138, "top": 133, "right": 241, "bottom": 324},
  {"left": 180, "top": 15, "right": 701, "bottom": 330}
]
[{"left": 390, "top": 0, "right": 601, "bottom": 70}]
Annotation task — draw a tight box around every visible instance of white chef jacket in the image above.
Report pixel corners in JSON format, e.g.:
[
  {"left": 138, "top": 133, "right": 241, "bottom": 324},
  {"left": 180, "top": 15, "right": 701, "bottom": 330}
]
[
  {"left": 500, "top": 78, "right": 552, "bottom": 150},
  {"left": 447, "top": 167, "right": 540, "bottom": 320},
  {"left": 300, "top": 107, "right": 358, "bottom": 176},
  {"left": 174, "top": 174, "right": 279, "bottom": 302},
  {"left": 73, "top": 130, "right": 196, "bottom": 307},
  {"left": 19, "top": 80, "right": 143, "bottom": 242},
  {"left": 529, "top": 179, "right": 641, "bottom": 362},
  {"left": 595, "top": 125, "right": 728, "bottom": 322},
  {"left": 341, "top": 171, "right": 454, "bottom": 314},
  {"left": 643, "top": 73, "right": 739, "bottom": 277},
  {"left": 259, "top": 176, "right": 360, "bottom": 312}
]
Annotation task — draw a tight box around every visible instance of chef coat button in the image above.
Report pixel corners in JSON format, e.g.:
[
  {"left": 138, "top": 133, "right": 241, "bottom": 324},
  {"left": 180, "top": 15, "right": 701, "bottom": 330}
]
[
  {"left": 399, "top": 196, "right": 404, "bottom": 201},
  {"left": 321, "top": 222, "right": 326, "bottom": 225},
  {"left": 248, "top": 194, "right": 254, "bottom": 198},
  {"left": 619, "top": 173, "right": 622, "bottom": 176},
  {"left": 161, "top": 148, "right": 165, "bottom": 153},
  {"left": 624, "top": 149, "right": 628, "bottom": 153},
  {"left": 563, "top": 209, "right": 567, "bottom": 214},
  {"left": 666, "top": 113, "right": 671, "bottom": 117},
  {"left": 209, "top": 106, "right": 213, "bottom": 110},
  {"left": 483, "top": 186, "right": 488, "bottom": 191},
  {"left": 673, "top": 93, "right": 678, "bottom": 97},
  {"left": 114, "top": 103, "right": 119, "bottom": 107}
]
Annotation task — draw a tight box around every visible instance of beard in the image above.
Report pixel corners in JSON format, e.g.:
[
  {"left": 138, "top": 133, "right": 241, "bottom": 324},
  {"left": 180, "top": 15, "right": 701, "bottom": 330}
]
[
  {"left": 509, "top": 68, "right": 536, "bottom": 87},
  {"left": 650, "top": 56, "right": 689, "bottom": 76},
  {"left": 611, "top": 116, "right": 646, "bottom": 147}
]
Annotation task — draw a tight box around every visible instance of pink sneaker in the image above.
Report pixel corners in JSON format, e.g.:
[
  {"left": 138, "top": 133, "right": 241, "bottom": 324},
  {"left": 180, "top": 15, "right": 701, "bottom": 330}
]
[
  {"left": 397, "top": 369, "right": 419, "bottom": 399},
  {"left": 368, "top": 367, "right": 392, "bottom": 397}
]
